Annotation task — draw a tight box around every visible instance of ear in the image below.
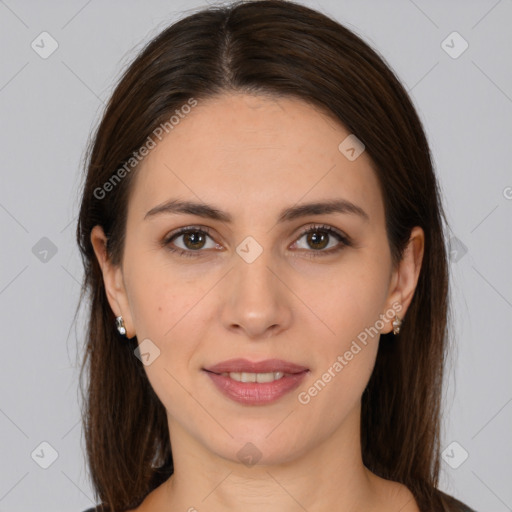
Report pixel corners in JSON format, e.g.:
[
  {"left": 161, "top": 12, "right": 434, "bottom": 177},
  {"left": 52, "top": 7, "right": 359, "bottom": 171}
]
[
  {"left": 381, "top": 226, "right": 425, "bottom": 334},
  {"left": 90, "top": 225, "right": 136, "bottom": 338}
]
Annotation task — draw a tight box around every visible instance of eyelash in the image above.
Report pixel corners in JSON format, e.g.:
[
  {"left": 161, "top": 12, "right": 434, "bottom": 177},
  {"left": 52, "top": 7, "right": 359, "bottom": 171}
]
[{"left": 162, "top": 224, "right": 352, "bottom": 259}]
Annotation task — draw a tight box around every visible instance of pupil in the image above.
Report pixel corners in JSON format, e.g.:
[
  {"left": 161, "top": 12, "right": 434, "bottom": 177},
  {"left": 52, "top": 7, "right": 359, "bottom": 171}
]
[
  {"left": 309, "top": 231, "right": 328, "bottom": 250},
  {"left": 185, "top": 232, "right": 205, "bottom": 249}
]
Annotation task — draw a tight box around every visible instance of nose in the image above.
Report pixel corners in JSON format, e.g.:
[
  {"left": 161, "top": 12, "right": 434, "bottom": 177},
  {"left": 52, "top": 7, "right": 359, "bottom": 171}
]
[{"left": 219, "top": 248, "right": 293, "bottom": 340}]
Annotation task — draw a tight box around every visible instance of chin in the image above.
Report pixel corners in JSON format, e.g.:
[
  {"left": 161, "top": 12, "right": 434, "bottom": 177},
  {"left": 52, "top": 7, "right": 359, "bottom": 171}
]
[{"left": 205, "top": 426, "right": 311, "bottom": 468}]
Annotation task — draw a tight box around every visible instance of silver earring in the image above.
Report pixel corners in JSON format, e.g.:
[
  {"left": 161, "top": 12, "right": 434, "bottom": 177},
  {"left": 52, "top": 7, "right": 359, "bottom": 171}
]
[
  {"left": 115, "top": 316, "right": 126, "bottom": 336},
  {"left": 392, "top": 315, "right": 402, "bottom": 335}
]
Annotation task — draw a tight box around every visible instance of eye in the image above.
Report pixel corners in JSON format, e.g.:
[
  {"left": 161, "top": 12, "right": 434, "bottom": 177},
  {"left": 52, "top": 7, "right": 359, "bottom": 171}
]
[
  {"left": 162, "top": 224, "right": 352, "bottom": 258},
  {"left": 162, "top": 226, "right": 219, "bottom": 257},
  {"left": 292, "top": 224, "right": 351, "bottom": 257}
]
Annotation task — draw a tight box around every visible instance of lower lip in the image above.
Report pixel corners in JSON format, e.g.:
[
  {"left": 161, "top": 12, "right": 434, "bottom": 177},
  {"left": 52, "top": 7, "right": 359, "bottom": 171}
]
[{"left": 204, "top": 370, "right": 308, "bottom": 405}]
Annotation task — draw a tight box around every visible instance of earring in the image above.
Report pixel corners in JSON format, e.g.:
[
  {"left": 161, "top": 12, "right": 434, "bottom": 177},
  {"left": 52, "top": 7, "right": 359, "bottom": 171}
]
[
  {"left": 392, "top": 315, "right": 402, "bottom": 335},
  {"left": 115, "top": 316, "right": 126, "bottom": 336}
]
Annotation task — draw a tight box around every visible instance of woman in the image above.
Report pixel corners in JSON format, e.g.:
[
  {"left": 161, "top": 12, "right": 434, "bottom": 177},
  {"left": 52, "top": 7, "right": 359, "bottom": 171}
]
[{"left": 77, "top": 1, "right": 476, "bottom": 511}]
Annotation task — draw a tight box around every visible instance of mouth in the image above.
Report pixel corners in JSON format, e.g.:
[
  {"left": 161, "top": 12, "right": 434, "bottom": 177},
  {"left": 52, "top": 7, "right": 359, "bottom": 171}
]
[
  {"left": 210, "top": 370, "right": 289, "bottom": 383},
  {"left": 202, "top": 358, "right": 309, "bottom": 405}
]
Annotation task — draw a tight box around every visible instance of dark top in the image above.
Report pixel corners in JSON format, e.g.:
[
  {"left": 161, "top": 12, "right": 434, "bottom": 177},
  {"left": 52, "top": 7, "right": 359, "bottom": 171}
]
[{"left": 438, "top": 489, "right": 478, "bottom": 512}]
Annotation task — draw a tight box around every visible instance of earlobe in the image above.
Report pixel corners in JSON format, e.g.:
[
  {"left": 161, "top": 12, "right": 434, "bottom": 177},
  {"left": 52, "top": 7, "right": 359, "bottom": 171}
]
[{"left": 90, "top": 225, "right": 135, "bottom": 338}]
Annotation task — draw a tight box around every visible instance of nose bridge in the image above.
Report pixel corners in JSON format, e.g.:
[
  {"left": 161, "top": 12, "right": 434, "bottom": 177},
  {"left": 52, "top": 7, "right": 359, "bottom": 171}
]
[
  {"left": 232, "top": 239, "right": 281, "bottom": 307},
  {"left": 220, "top": 236, "right": 292, "bottom": 337}
]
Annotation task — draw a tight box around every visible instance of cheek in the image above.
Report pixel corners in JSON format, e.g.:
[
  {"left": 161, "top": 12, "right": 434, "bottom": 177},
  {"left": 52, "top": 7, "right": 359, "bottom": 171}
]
[
  {"left": 296, "top": 282, "right": 385, "bottom": 417},
  {"left": 125, "top": 264, "right": 206, "bottom": 415},
  {"left": 123, "top": 248, "right": 200, "bottom": 340},
  {"left": 296, "top": 258, "right": 388, "bottom": 389},
  {"left": 302, "top": 264, "right": 387, "bottom": 343},
  {"left": 124, "top": 260, "right": 212, "bottom": 403}
]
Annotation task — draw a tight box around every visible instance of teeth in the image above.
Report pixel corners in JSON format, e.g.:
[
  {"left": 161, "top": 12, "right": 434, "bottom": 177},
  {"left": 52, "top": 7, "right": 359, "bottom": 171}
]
[{"left": 220, "top": 371, "right": 285, "bottom": 383}]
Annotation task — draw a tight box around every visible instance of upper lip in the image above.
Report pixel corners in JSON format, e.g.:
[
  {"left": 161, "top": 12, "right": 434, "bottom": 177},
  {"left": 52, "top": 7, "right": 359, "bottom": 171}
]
[{"left": 204, "top": 358, "right": 309, "bottom": 374}]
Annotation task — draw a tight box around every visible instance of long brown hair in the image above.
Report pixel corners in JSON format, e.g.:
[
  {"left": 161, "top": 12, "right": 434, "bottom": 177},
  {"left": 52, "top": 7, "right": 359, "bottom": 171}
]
[{"left": 76, "top": 1, "right": 467, "bottom": 511}]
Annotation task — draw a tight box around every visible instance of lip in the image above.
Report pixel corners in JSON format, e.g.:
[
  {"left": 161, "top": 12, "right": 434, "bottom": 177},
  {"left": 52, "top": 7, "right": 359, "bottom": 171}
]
[
  {"left": 203, "top": 358, "right": 309, "bottom": 374},
  {"left": 205, "top": 370, "right": 308, "bottom": 405},
  {"left": 203, "top": 358, "right": 309, "bottom": 406}
]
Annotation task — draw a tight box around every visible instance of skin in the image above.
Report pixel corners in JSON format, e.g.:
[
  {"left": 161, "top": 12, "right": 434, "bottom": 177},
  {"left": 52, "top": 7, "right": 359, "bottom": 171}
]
[{"left": 91, "top": 93, "right": 424, "bottom": 512}]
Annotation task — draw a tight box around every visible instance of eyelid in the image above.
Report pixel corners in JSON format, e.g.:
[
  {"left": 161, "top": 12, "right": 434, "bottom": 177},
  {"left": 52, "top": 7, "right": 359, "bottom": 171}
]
[{"left": 163, "top": 224, "right": 213, "bottom": 240}]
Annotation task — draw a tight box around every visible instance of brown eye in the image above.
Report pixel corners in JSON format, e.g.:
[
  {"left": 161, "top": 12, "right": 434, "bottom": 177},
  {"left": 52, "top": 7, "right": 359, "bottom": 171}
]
[
  {"left": 293, "top": 224, "right": 351, "bottom": 257},
  {"left": 305, "top": 230, "right": 330, "bottom": 250},
  {"left": 163, "top": 226, "right": 217, "bottom": 257},
  {"left": 181, "top": 231, "right": 207, "bottom": 250}
]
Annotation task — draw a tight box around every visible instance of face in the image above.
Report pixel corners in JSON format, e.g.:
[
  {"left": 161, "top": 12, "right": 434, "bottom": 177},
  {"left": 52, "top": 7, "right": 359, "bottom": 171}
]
[{"left": 92, "top": 93, "right": 423, "bottom": 467}]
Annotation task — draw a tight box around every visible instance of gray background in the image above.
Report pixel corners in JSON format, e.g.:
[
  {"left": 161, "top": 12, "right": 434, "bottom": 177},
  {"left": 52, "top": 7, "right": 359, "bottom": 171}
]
[{"left": 0, "top": 0, "right": 511, "bottom": 511}]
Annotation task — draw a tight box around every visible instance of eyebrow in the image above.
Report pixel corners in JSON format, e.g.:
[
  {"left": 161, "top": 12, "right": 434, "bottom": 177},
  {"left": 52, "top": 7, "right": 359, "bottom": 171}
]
[{"left": 144, "top": 198, "right": 369, "bottom": 224}]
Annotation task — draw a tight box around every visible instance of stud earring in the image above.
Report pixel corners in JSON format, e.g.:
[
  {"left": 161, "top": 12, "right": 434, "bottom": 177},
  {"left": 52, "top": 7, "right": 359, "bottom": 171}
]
[
  {"left": 115, "top": 316, "right": 126, "bottom": 336},
  {"left": 392, "top": 315, "right": 402, "bottom": 335}
]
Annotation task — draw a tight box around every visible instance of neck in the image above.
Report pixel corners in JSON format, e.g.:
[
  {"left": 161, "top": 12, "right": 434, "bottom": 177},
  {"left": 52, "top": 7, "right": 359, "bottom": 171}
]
[{"left": 158, "top": 402, "right": 383, "bottom": 512}]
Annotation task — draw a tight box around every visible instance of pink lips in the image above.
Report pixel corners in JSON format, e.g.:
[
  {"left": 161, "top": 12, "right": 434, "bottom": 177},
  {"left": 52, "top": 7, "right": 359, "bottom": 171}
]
[{"left": 203, "top": 358, "right": 309, "bottom": 406}]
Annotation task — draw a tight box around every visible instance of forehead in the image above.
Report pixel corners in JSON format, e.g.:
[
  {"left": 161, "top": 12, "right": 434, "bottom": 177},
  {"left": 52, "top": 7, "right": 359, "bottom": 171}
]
[{"left": 129, "top": 93, "right": 384, "bottom": 226}]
